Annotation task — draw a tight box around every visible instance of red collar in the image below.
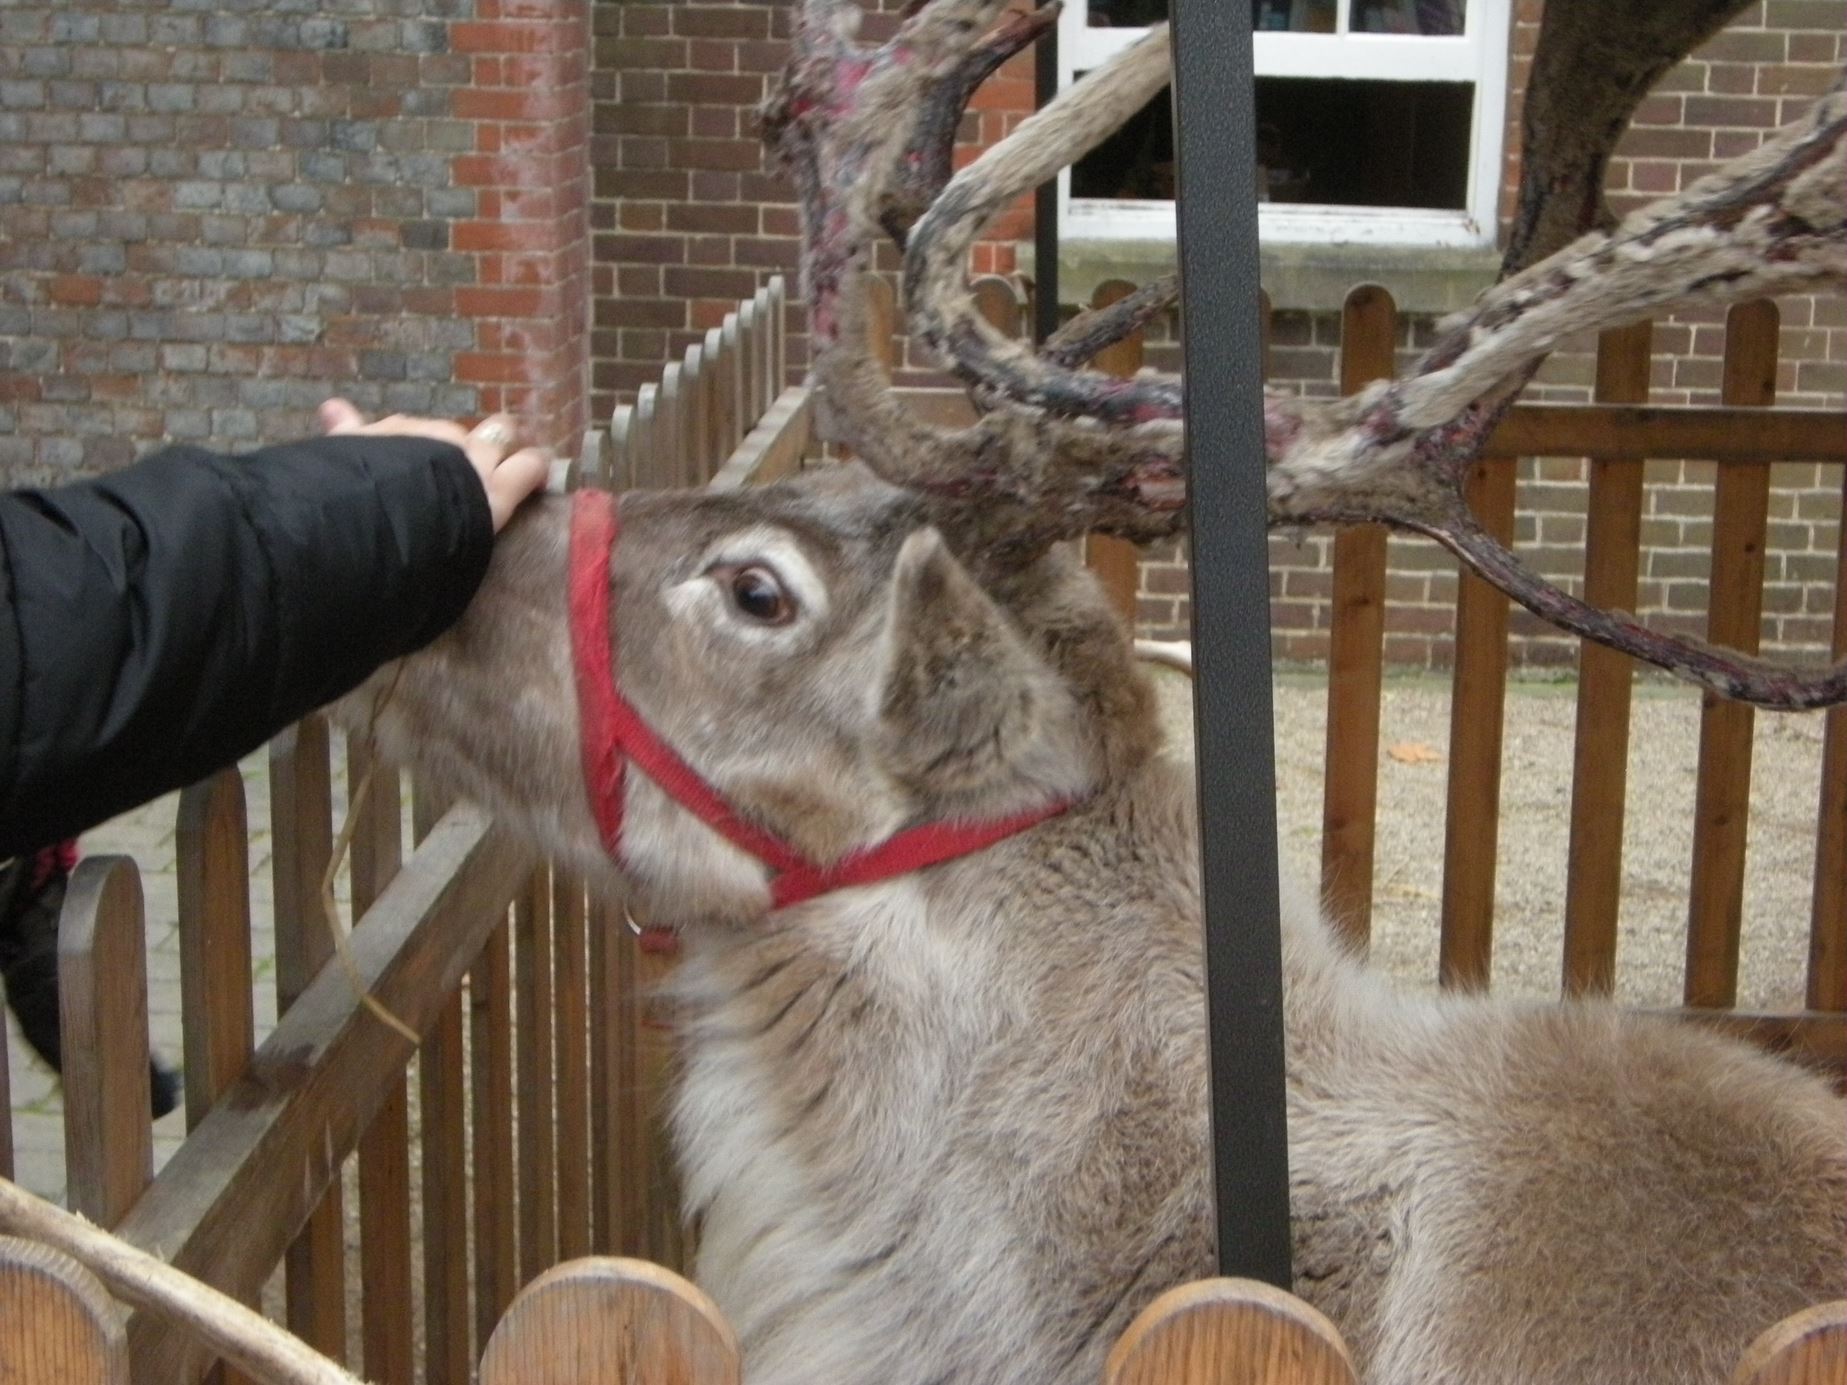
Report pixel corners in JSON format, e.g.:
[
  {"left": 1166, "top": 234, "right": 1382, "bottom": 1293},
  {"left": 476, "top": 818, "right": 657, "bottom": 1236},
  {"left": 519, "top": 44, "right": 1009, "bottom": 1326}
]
[{"left": 568, "top": 489, "right": 1073, "bottom": 911}]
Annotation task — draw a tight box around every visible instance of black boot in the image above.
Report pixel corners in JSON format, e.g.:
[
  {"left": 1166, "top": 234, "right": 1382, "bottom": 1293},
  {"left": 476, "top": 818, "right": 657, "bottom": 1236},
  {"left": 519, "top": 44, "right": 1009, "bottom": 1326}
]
[{"left": 0, "top": 846, "right": 183, "bottom": 1121}]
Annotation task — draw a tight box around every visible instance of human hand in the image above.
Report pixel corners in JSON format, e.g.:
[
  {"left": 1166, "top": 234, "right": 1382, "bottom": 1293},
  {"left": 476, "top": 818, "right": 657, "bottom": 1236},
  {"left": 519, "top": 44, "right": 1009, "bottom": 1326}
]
[{"left": 317, "top": 399, "right": 550, "bottom": 533}]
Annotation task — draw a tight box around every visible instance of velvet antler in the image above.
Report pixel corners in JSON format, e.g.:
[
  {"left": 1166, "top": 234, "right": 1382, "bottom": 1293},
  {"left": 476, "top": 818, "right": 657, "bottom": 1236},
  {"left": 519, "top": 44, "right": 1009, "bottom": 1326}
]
[{"left": 764, "top": 0, "right": 1847, "bottom": 710}]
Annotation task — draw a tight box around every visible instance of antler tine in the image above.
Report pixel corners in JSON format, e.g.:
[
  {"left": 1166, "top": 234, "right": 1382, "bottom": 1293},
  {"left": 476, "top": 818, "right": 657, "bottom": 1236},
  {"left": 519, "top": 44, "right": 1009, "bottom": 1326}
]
[
  {"left": 877, "top": 6, "right": 1061, "bottom": 246},
  {"left": 764, "top": 0, "right": 1189, "bottom": 547},
  {"left": 904, "top": 26, "right": 1186, "bottom": 424},
  {"left": 1266, "top": 86, "right": 1847, "bottom": 520},
  {"left": 1041, "top": 274, "right": 1180, "bottom": 369}
]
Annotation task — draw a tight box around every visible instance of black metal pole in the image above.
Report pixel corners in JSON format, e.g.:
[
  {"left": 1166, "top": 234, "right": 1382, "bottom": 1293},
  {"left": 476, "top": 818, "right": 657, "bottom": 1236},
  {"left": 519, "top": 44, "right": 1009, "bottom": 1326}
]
[
  {"left": 1032, "top": 2, "right": 1060, "bottom": 345},
  {"left": 1167, "top": 3, "right": 1294, "bottom": 1287}
]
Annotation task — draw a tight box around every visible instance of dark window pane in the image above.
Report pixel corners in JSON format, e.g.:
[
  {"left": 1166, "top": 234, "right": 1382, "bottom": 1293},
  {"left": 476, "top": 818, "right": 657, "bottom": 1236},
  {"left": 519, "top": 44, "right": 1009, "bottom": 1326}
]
[
  {"left": 1352, "top": 0, "right": 1466, "bottom": 34},
  {"left": 1255, "top": 77, "right": 1472, "bottom": 208},
  {"left": 1086, "top": 0, "right": 1169, "bottom": 26},
  {"left": 1069, "top": 78, "right": 1175, "bottom": 201},
  {"left": 1253, "top": 0, "right": 1337, "bottom": 32},
  {"left": 1069, "top": 73, "right": 1473, "bottom": 212}
]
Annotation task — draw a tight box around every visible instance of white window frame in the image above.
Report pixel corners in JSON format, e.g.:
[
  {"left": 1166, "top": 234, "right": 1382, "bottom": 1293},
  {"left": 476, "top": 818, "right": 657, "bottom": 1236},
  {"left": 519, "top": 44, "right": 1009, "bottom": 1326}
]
[{"left": 1057, "top": 0, "right": 1512, "bottom": 247}]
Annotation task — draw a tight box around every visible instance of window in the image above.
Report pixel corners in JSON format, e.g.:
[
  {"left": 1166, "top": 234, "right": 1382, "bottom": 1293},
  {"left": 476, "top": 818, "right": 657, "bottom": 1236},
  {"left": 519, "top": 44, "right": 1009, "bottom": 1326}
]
[{"left": 1058, "top": 0, "right": 1511, "bottom": 247}]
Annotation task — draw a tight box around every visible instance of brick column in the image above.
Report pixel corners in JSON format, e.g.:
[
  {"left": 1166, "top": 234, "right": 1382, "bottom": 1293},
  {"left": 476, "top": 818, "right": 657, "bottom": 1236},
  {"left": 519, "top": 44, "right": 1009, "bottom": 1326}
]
[
  {"left": 0, "top": 1, "right": 591, "bottom": 485},
  {"left": 450, "top": 0, "right": 590, "bottom": 454}
]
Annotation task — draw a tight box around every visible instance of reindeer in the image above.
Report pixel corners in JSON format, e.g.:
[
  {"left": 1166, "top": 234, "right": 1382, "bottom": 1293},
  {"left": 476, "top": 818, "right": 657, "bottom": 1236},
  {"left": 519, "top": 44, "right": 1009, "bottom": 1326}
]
[{"left": 344, "top": 2, "right": 1847, "bottom": 1381}]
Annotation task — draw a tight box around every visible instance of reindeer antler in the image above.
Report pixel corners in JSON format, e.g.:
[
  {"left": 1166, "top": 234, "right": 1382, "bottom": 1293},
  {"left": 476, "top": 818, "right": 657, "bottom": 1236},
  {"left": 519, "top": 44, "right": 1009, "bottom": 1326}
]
[{"left": 765, "top": 0, "right": 1847, "bottom": 710}]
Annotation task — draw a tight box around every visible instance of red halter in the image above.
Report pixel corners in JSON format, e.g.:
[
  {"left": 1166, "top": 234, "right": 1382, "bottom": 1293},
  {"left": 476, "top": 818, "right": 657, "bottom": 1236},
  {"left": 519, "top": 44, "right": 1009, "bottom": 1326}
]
[{"left": 568, "top": 489, "right": 1073, "bottom": 911}]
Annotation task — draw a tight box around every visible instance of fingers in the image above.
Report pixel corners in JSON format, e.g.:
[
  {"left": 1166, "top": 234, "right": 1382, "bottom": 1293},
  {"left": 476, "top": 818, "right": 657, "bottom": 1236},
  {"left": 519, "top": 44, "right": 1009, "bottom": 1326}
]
[
  {"left": 311, "top": 401, "right": 550, "bottom": 533},
  {"left": 468, "top": 415, "right": 518, "bottom": 450},
  {"left": 318, "top": 398, "right": 366, "bottom": 434},
  {"left": 483, "top": 446, "right": 553, "bottom": 533}
]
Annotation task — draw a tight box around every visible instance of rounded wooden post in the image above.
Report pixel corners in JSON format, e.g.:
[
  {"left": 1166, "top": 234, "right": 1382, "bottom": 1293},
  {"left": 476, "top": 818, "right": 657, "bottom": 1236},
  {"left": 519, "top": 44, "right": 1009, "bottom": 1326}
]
[
  {"left": 0, "top": 1236, "right": 128, "bottom": 1384},
  {"left": 1561, "top": 319, "right": 1654, "bottom": 995},
  {"left": 58, "top": 856, "right": 154, "bottom": 1229},
  {"left": 478, "top": 1258, "right": 740, "bottom": 1385},
  {"left": 1732, "top": 1301, "right": 1847, "bottom": 1385},
  {"left": 1686, "top": 300, "right": 1779, "bottom": 1009},
  {"left": 1320, "top": 283, "right": 1397, "bottom": 948},
  {"left": 1105, "top": 1279, "right": 1357, "bottom": 1385},
  {"left": 177, "top": 768, "right": 261, "bottom": 1385}
]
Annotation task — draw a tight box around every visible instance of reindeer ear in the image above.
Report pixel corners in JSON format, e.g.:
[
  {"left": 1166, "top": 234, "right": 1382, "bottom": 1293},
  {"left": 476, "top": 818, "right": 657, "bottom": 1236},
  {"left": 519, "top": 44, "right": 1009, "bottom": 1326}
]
[{"left": 874, "top": 529, "right": 1048, "bottom": 796}]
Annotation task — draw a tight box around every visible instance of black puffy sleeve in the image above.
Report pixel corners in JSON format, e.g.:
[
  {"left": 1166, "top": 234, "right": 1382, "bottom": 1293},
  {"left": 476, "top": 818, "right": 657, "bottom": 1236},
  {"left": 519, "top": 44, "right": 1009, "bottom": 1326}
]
[{"left": 0, "top": 434, "right": 493, "bottom": 855}]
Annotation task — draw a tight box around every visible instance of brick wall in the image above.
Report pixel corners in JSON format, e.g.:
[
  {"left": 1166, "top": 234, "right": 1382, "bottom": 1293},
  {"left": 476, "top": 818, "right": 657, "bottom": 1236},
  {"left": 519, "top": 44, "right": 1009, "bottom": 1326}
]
[
  {"left": 588, "top": 0, "right": 1034, "bottom": 423},
  {"left": 0, "top": 0, "right": 589, "bottom": 488}
]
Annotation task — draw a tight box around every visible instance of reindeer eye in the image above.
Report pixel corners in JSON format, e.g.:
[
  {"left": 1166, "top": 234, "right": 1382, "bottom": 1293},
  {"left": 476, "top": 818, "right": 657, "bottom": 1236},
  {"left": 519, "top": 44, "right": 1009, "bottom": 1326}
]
[{"left": 726, "top": 565, "right": 795, "bottom": 625}]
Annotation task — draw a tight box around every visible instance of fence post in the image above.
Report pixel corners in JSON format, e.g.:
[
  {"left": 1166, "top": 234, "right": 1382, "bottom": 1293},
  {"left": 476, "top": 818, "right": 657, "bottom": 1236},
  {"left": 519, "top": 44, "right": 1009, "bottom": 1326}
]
[
  {"left": 632, "top": 387, "right": 658, "bottom": 490},
  {"left": 1686, "top": 300, "right": 1779, "bottom": 1009},
  {"left": 553, "top": 872, "right": 592, "bottom": 1263},
  {"left": 270, "top": 717, "right": 347, "bottom": 1362},
  {"left": 768, "top": 276, "right": 787, "bottom": 401},
  {"left": 177, "top": 768, "right": 261, "bottom": 1385},
  {"left": 0, "top": 1236, "right": 129, "bottom": 1384},
  {"left": 412, "top": 780, "right": 473, "bottom": 1384},
  {"left": 1809, "top": 464, "right": 1847, "bottom": 1013},
  {"left": 1104, "top": 1279, "right": 1357, "bottom": 1385},
  {"left": 1561, "top": 319, "right": 1654, "bottom": 995},
  {"left": 1437, "top": 456, "right": 1518, "bottom": 990},
  {"left": 478, "top": 1258, "right": 740, "bottom": 1385},
  {"left": 59, "top": 857, "right": 154, "bottom": 1228},
  {"left": 722, "top": 312, "right": 745, "bottom": 460},
  {"left": 344, "top": 740, "right": 415, "bottom": 1385},
  {"left": 472, "top": 913, "right": 518, "bottom": 1347},
  {"left": 517, "top": 867, "right": 558, "bottom": 1285},
  {"left": 589, "top": 893, "right": 626, "bottom": 1257},
  {"left": 1731, "top": 1300, "right": 1847, "bottom": 1385},
  {"left": 737, "top": 297, "right": 762, "bottom": 432},
  {"left": 1319, "top": 284, "right": 1396, "bottom": 947}
]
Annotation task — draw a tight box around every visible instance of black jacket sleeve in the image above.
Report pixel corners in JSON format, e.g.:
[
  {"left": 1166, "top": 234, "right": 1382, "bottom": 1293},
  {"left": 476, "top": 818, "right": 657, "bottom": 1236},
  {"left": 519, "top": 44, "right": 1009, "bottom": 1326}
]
[{"left": 0, "top": 434, "right": 494, "bottom": 856}]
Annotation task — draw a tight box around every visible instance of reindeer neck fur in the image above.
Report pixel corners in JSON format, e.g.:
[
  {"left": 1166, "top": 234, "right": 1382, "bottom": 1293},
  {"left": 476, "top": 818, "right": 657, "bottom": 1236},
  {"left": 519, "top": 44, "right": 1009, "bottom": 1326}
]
[
  {"left": 664, "top": 687, "right": 1423, "bottom": 1385},
  {"left": 668, "top": 731, "right": 1845, "bottom": 1385}
]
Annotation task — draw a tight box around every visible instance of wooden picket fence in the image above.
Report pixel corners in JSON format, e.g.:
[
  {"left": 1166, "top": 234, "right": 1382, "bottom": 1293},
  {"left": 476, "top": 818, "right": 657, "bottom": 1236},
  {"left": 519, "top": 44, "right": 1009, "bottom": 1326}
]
[
  {"left": 1, "top": 271, "right": 1843, "bottom": 1383},
  {"left": 0, "top": 280, "right": 816, "bottom": 1384},
  {"left": 3, "top": 1239, "right": 1843, "bottom": 1384}
]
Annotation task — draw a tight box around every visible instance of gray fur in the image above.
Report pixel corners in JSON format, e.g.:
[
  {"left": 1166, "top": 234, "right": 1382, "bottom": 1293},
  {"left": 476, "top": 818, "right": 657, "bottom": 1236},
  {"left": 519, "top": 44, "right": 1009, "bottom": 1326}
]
[{"left": 342, "top": 468, "right": 1846, "bottom": 1384}]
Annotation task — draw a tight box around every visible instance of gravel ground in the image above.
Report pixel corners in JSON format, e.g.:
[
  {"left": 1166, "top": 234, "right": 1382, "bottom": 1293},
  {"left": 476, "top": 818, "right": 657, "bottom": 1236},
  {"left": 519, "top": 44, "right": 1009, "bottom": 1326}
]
[{"left": 1146, "top": 664, "right": 1831, "bottom": 1012}]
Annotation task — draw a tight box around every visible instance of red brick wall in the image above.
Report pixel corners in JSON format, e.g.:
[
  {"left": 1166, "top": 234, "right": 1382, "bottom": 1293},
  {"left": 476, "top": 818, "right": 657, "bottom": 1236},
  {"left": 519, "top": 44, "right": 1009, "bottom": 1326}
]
[
  {"left": 588, "top": 0, "right": 1034, "bottom": 422},
  {"left": 0, "top": 0, "right": 589, "bottom": 486}
]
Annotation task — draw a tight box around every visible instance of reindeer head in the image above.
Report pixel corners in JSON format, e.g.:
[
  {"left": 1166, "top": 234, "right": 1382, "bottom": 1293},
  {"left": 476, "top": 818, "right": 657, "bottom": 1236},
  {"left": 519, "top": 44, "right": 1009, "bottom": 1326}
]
[{"left": 352, "top": 465, "right": 1157, "bottom": 927}]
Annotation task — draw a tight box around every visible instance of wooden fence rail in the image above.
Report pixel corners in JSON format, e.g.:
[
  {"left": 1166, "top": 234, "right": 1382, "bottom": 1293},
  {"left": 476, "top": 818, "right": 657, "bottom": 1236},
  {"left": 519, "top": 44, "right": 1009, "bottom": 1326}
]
[{"left": 0, "top": 279, "right": 813, "bottom": 1383}]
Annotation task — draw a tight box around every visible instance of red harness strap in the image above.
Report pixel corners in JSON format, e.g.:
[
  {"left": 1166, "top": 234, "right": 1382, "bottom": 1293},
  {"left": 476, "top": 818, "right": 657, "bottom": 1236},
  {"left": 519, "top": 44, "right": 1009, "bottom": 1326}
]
[{"left": 568, "top": 488, "right": 1073, "bottom": 912}]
